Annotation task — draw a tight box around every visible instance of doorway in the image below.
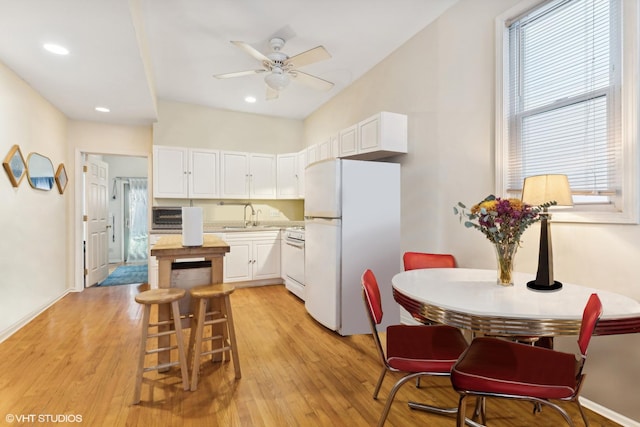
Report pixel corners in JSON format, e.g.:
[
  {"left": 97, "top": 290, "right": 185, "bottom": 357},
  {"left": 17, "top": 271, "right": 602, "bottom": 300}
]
[{"left": 81, "top": 153, "right": 149, "bottom": 287}]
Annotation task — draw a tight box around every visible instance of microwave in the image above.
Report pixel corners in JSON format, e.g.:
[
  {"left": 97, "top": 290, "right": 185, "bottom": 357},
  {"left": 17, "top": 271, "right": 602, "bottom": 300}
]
[{"left": 152, "top": 206, "right": 182, "bottom": 229}]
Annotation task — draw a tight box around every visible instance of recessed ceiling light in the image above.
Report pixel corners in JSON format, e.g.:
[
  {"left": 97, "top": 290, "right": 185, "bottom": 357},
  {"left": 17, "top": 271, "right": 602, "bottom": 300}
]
[
  {"left": 244, "top": 96, "right": 257, "bottom": 103},
  {"left": 95, "top": 106, "right": 110, "bottom": 113},
  {"left": 43, "top": 43, "right": 69, "bottom": 55}
]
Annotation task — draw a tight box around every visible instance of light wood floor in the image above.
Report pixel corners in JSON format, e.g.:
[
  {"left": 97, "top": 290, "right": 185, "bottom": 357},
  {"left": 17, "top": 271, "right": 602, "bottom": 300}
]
[{"left": 0, "top": 284, "right": 621, "bottom": 427}]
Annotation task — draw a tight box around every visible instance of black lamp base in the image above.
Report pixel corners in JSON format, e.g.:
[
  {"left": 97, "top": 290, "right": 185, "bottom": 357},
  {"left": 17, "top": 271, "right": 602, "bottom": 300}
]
[{"left": 527, "top": 280, "right": 563, "bottom": 291}]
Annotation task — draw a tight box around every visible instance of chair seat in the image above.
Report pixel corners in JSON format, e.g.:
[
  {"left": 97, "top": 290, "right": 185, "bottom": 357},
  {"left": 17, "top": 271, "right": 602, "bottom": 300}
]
[
  {"left": 451, "top": 337, "right": 578, "bottom": 400},
  {"left": 387, "top": 324, "right": 468, "bottom": 373}
]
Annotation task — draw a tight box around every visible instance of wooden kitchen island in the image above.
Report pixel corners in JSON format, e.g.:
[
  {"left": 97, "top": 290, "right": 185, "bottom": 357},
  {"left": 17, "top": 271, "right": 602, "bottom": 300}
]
[
  {"left": 150, "top": 234, "right": 230, "bottom": 367},
  {"left": 150, "top": 234, "right": 230, "bottom": 289}
]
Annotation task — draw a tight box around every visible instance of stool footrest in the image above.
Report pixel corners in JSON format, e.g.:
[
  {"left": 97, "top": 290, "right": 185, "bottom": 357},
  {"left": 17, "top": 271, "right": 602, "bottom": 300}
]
[
  {"left": 201, "top": 334, "right": 224, "bottom": 344},
  {"left": 147, "top": 329, "right": 179, "bottom": 339},
  {"left": 146, "top": 345, "right": 178, "bottom": 355},
  {"left": 203, "top": 318, "right": 227, "bottom": 327},
  {"left": 143, "top": 360, "right": 180, "bottom": 372},
  {"left": 200, "top": 346, "right": 231, "bottom": 358},
  {"left": 149, "top": 320, "right": 174, "bottom": 328}
]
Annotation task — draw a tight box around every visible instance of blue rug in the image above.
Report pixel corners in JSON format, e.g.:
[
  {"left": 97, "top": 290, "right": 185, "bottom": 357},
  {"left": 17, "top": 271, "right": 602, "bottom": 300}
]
[{"left": 99, "top": 264, "right": 148, "bottom": 286}]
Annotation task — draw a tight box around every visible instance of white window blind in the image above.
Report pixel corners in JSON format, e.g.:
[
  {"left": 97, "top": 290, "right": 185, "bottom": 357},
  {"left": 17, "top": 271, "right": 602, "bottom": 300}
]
[{"left": 506, "top": 0, "right": 621, "bottom": 197}]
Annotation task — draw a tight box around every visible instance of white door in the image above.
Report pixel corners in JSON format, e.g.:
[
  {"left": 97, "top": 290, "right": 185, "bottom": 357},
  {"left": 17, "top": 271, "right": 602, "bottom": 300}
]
[
  {"left": 85, "top": 157, "right": 109, "bottom": 286},
  {"left": 304, "top": 218, "right": 341, "bottom": 331}
]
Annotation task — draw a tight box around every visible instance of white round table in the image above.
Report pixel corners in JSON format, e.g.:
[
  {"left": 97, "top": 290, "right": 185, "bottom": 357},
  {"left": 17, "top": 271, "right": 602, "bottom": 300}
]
[{"left": 392, "top": 268, "right": 640, "bottom": 337}]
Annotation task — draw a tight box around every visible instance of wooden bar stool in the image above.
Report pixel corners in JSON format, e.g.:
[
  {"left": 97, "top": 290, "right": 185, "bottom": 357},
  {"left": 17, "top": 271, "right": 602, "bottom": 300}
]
[
  {"left": 188, "top": 283, "right": 241, "bottom": 391},
  {"left": 133, "top": 288, "right": 190, "bottom": 404}
]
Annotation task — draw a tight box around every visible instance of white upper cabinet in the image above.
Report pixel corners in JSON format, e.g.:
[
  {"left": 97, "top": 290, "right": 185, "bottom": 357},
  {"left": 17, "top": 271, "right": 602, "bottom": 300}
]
[
  {"left": 153, "top": 145, "right": 219, "bottom": 199},
  {"left": 306, "top": 144, "right": 319, "bottom": 166},
  {"left": 318, "top": 139, "right": 331, "bottom": 161},
  {"left": 357, "top": 112, "right": 407, "bottom": 158},
  {"left": 277, "top": 153, "right": 298, "bottom": 199},
  {"left": 330, "top": 134, "right": 339, "bottom": 159},
  {"left": 221, "top": 151, "right": 276, "bottom": 199},
  {"left": 337, "top": 112, "right": 408, "bottom": 161},
  {"left": 339, "top": 124, "right": 358, "bottom": 157},
  {"left": 249, "top": 153, "right": 277, "bottom": 199},
  {"left": 188, "top": 148, "right": 220, "bottom": 198},
  {"left": 221, "top": 151, "right": 250, "bottom": 198},
  {"left": 277, "top": 150, "right": 306, "bottom": 199},
  {"left": 296, "top": 149, "right": 306, "bottom": 198}
]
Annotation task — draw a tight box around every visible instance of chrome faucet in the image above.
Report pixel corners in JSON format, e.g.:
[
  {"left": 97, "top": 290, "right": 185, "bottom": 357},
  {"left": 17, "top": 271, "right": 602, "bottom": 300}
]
[{"left": 244, "top": 203, "right": 255, "bottom": 227}]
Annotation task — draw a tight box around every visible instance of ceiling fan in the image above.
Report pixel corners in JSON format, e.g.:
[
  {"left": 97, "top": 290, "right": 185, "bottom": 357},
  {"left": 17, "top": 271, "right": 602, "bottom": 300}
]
[{"left": 214, "top": 37, "right": 334, "bottom": 100}]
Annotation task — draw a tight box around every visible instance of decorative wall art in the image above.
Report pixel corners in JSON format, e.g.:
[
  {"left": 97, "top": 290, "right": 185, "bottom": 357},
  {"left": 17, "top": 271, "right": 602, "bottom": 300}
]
[
  {"left": 2, "top": 144, "right": 27, "bottom": 187},
  {"left": 26, "top": 152, "right": 55, "bottom": 191},
  {"left": 55, "top": 163, "right": 68, "bottom": 194}
]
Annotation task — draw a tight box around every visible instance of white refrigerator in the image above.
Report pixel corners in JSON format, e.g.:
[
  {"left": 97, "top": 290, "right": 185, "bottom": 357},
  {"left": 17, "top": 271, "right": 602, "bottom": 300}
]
[{"left": 304, "top": 159, "right": 401, "bottom": 336}]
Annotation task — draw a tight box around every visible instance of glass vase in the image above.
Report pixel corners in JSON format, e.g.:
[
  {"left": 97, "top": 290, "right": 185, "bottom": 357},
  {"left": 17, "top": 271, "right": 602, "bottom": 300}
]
[{"left": 494, "top": 242, "right": 518, "bottom": 286}]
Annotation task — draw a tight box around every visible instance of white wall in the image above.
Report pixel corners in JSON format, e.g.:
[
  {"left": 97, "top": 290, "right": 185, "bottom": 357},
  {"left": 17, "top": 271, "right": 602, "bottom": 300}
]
[
  {"left": 153, "top": 99, "right": 304, "bottom": 153},
  {"left": 304, "top": 0, "right": 640, "bottom": 422},
  {"left": 0, "top": 61, "right": 69, "bottom": 340}
]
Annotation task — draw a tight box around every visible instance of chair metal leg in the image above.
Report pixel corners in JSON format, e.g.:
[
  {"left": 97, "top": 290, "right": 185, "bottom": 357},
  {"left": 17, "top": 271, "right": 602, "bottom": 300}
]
[
  {"left": 575, "top": 398, "right": 590, "bottom": 427},
  {"left": 372, "top": 367, "right": 387, "bottom": 399},
  {"left": 457, "top": 394, "right": 468, "bottom": 427},
  {"left": 377, "top": 372, "right": 424, "bottom": 427}
]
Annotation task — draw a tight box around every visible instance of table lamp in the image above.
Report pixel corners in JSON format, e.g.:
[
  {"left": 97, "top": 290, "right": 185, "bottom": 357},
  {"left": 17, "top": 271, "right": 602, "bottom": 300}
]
[{"left": 521, "top": 174, "right": 573, "bottom": 291}]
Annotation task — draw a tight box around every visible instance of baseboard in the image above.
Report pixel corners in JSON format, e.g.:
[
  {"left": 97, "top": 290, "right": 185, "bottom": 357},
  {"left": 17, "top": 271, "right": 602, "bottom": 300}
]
[
  {"left": 580, "top": 397, "right": 640, "bottom": 427},
  {"left": 0, "top": 290, "right": 70, "bottom": 344},
  {"left": 229, "top": 278, "right": 284, "bottom": 289}
]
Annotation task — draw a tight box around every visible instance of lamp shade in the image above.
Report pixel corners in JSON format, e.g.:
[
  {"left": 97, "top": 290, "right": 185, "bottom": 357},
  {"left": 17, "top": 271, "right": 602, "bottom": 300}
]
[
  {"left": 265, "top": 67, "right": 290, "bottom": 91},
  {"left": 521, "top": 174, "right": 573, "bottom": 207}
]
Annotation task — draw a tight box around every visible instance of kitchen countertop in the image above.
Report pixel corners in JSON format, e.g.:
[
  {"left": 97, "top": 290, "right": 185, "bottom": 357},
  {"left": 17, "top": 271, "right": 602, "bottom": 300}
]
[{"left": 150, "top": 221, "right": 304, "bottom": 234}]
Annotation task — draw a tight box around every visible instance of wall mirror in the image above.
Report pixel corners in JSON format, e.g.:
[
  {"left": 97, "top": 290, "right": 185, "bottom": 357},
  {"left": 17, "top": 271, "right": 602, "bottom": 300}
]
[
  {"left": 27, "top": 152, "right": 55, "bottom": 191},
  {"left": 2, "top": 144, "right": 27, "bottom": 187},
  {"left": 55, "top": 163, "right": 68, "bottom": 194}
]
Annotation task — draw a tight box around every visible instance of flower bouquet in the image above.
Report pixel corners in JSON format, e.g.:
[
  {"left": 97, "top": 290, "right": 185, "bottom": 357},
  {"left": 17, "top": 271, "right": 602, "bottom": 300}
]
[{"left": 453, "top": 195, "right": 554, "bottom": 285}]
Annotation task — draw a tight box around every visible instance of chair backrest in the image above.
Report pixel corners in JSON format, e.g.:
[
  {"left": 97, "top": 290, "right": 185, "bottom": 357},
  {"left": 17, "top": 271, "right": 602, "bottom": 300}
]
[
  {"left": 361, "top": 269, "right": 389, "bottom": 366},
  {"left": 578, "top": 293, "right": 603, "bottom": 357},
  {"left": 403, "top": 252, "right": 456, "bottom": 271},
  {"left": 361, "top": 269, "right": 383, "bottom": 325}
]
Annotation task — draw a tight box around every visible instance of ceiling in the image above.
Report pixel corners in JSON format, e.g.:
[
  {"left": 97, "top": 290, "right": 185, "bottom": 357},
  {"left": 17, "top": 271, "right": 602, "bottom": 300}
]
[{"left": 0, "top": 0, "right": 457, "bottom": 125}]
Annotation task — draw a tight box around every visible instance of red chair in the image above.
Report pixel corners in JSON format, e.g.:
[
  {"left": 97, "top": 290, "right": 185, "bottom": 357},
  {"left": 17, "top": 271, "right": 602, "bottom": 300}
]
[
  {"left": 450, "top": 293, "right": 603, "bottom": 427},
  {"left": 403, "top": 252, "right": 456, "bottom": 271},
  {"left": 361, "top": 269, "right": 468, "bottom": 426}
]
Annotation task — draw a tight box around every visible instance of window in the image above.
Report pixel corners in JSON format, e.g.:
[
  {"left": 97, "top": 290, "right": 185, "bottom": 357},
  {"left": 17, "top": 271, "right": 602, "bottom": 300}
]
[{"left": 496, "top": 0, "right": 639, "bottom": 223}]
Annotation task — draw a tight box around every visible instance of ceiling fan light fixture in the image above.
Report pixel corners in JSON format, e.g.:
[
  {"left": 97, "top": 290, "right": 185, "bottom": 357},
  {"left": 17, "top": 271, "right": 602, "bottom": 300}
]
[{"left": 265, "top": 68, "right": 290, "bottom": 91}]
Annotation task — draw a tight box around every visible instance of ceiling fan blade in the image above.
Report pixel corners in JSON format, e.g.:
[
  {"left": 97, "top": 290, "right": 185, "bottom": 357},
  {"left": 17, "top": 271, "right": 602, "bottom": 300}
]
[
  {"left": 214, "top": 69, "right": 266, "bottom": 79},
  {"left": 266, "top": 86, "right": 279, "bottom": 100},
  {"left": 290, "top": 70, "right": 334, "bottom": 91},
  {"left": 231, "top": 41, "right": 270, "bottom": 63},
  {"left": 285, "top": 46, "right": 331, "bottom": 68}
]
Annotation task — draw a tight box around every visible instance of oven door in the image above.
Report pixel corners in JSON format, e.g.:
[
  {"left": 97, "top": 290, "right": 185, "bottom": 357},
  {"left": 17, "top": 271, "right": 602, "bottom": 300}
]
[{"left": 283, "top": 237, "right": 305, "bottom": 300}]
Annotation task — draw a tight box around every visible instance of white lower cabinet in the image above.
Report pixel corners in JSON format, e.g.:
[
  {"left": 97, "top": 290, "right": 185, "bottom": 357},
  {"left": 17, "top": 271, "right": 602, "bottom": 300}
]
[{"left": 222, "top": 231, "right": 281, "bottom": 283}]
